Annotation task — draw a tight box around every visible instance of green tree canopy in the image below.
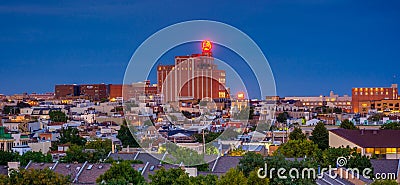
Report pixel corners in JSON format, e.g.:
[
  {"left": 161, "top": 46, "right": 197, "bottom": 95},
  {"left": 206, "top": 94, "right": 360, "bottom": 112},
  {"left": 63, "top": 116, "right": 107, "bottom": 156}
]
[
  {"left": 19, "top": 151, "right": 52, "bottom": 166},
  {"left": 0, "top": 151, "right": 19, "bottom": 165},
  {"left": 339, "top": 119, "right": 358, "bottom": 130},
  {"left": 217, "top": 168, "right": 247, "bottom": 185},
  {"left": 57, "top": 127, "right": 87, "bottom": 146},
  {"left": 97, "top": 161, "right": 144, "bottom": 184},
  {"left": 265, "top": 154, "right": 317, "bottom": 184},
  {"left": 289, "top": 127, "right": 306, "bottom": 140},
  {"left": 63, "top": 144, "right": 87, "bottom": 163},
  {"left": 247, "top": 169, "right": 270, "bottom": 185},
  {"left": 371, "top": 180, "right": 398, "bottom": 185},
  {"left": 193, "top": 131, "right": 221, "bottom": 143},
  {"left": 149, "top": 167, "right": 190, "bottom": 185},
  {"left": 117, "top": 120, "right": 140, "bottom": 148},
  {"left": 276, "top": 112, "right": 289, "bottom": 123},
  {"left": 380, "top": 122, "right": 400, "bottom": 130},
  {"left": 238, "top": 152, "right": 265, "bottom": 176},
  {"left": 275, "top": 139, "right": 321, "bottom": 159},
  {"left": 1, "top": 168, "right": 69, "bottom": 185},
  {"left": 49, "top": 110, "right": 67, "bottom": 122},
  {"left": 189, "top": 174, "right": 219, "bottom": 185},
  {"left": 163, "top": 143, "right": 205, "bottom": 166},
  {"left": 310, "top": 122, "right": 329, "bottom": 150},
  {"left": 317, "top": 147, "right": 374, "bottom": 178}
]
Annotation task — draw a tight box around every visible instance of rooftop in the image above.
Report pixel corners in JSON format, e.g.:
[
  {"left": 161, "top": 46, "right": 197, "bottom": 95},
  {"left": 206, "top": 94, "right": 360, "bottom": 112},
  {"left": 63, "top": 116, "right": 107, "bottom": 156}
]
[{"left": 330, "top": 129, "right": 400, "bottom": 148}]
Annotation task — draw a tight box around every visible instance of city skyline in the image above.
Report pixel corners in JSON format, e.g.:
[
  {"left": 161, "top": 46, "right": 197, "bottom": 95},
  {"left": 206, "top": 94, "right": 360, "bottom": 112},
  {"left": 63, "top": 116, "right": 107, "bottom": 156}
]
[{"left": 1, "top": 0, "right": 400, "bottom": 97}]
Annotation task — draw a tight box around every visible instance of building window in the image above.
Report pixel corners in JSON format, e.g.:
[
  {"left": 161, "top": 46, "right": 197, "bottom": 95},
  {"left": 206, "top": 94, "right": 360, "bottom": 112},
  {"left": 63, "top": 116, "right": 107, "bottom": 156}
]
[
  {"left": 374, "top": 148, "right": 386, "bottom": 155},
  {"left": 386, "top": 148, "right": 396, "bottom": 154},
  {"left": 218, "top": 78, "right": 225, "bottom": 83},
  {"left": 218, "top": 92, "right": 226, "bottom": 98}
]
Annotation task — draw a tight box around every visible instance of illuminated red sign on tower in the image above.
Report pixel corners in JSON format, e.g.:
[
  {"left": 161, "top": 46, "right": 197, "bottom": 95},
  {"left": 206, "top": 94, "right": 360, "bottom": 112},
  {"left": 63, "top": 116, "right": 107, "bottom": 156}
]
[{"left": 202, "top": 40, "right": 212, "bottom": 52}]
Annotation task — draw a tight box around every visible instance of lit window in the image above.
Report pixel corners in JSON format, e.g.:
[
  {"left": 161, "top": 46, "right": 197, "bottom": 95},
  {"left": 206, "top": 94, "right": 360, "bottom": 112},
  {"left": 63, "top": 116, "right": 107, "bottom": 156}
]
[
  {"left": 218, "top": 92, "right": 226, "bottom": 98},
  {"left": 386, "top": 148, "right": 396, "bottom": 154}
]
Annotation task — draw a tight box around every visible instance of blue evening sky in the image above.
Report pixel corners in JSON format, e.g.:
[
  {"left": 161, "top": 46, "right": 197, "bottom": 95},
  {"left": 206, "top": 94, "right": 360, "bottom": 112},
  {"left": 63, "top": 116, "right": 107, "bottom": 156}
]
[{"left": 0, "top": 0, "right": 399, "bottom": 98}]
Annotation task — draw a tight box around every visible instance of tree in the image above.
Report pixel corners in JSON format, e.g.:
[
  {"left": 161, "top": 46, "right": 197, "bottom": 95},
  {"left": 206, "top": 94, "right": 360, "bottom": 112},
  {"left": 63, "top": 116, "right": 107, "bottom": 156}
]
[
  {"left": 275, "top": 139, "right": 320, "bottom": 158},
  {"left": 0, "top": 151, "right": 19, "bottom": 165},
  {"left": 310, "top": 122, "right": 329, "bottom": 150},
  {"left": 217, "top": 168, "right": 247, "bottom": 185},
  {"left": 193, "top": 131, "right": 221, "bottom": 143},
  {"left": 276, "top": 112, "right": 289, "bottom": 123},
  {"left": 19, "top": 151, "right": 52, "bottom": 166},
  {"left": 371, "top": 180, "right": 398, "bottom": 185},
  {"left": 49, "top": 110, "right": 67, "bottom": 122},
  {"left": 63, "top": 139, "right": 113, "bottom": 163},
  {"left": 247, "top": 169, "right": 270, "bottom": 185},
  {"left": 3, "top": 168, "right": 69, "bottom": 184},
  {"left": 149, "top": 167, "right": 190, "bottom": 185},
  {"left": 97, "top": 161, "right": 144, "bottom": 184},
  {"left": 289, "top": 127, "right": 306, "bottom": 140},
  {"left": 85, "top": 139, "right": 112, "bottom": 163},
  {"left": 317, "top": 147, "right": 374, "bottom": 178},
  {"left": 117, "top": 120, "right": 140, "bottom": 148},
  {"left": 346, "top": 152, "right": 374, "bottom": 178},
  {"left": 380, "top": 122, "right": 400, "bottom": 130},
  {"left": 57, "top": 127, "right": 87, "bottom": 146},
  {"left": 238, "top": 152, "right": 265, "bottom": 176},
  {"left": 368, "top": 113, "right": 384, "bottom": 122},
  {"left": 190, "top": 174, "right": 218, "bottom": 185},
  {"left": 163, "top": 143, "right": 205, "bottom": 166},
  {"left": 339, "top": 119, "right": 358, "bottom": 130},
  {"left": 318, "top": 147, "right": 354, "bottom": 168},
  {"left": 63, "top": 144, "right": 87, "bottom": 163},
  {"left": 265, "top": 154, "right": 317, "bottom": 184},
  {"left": 2, "top": 106, "right": 20, "bottom": 115}
]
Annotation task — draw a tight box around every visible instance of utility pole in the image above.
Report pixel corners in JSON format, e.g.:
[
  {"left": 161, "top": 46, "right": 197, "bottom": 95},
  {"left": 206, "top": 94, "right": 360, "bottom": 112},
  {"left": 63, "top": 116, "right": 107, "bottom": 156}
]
[{"left": 202, "top": 129, "right": 206, "bottom": 154}]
